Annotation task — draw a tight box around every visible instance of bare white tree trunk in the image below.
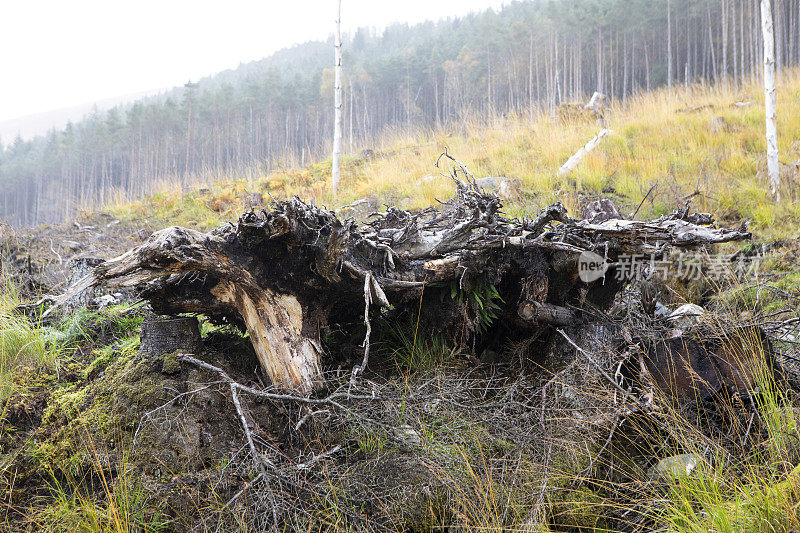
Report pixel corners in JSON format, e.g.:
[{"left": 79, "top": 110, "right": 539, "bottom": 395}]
[
  {"left": 332, "top": 0, "right": 343, "bottom": 194},
  {"left": 667, "top": 0, "right": 673, "bottom": 100},
  {"left": 557, "top": 129, "right": 611, "bottom": 177},
  {"left": 761, "top": 0, "right": 780, "bottom": 200},
  {"left": 349, "top": 80, "right": 354, "bottom": 153},
  {"left": 722, "top": 0, "right": 728, "bottom": 84}
]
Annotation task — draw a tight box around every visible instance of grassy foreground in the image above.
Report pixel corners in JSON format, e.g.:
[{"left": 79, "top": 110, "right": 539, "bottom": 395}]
[{"left": 2, "top": 277, "right": 800, "bottom": 531}]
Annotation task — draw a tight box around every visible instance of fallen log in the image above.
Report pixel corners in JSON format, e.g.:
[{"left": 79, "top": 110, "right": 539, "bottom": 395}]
[
  {"left": 46, "top": 178, "right": 750, "bottom": 393},
  {"left": 518, "top": 301, "right": 582, "bottom": 327}
]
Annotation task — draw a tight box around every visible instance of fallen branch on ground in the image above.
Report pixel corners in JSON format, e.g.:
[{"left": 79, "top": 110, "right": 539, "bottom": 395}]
[{"left": 558, "top": 129, "right": 611, "bottom": 177}]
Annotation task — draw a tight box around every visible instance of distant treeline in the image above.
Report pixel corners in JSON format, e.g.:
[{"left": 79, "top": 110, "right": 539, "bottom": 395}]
[{"left": 2, "top": 0, "right": 799, "bottom": 225}]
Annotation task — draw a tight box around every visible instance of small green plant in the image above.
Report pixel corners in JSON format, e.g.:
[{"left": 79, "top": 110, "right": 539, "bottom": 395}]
[
  {"left": 382, "top": 318, "right": 457, "bottom": 372},
  {"left": 438, "top": 276, "right": 503, "bottom": 334},
  {"left": 355, "top": 428, "right": 388, "bottom": 455}
]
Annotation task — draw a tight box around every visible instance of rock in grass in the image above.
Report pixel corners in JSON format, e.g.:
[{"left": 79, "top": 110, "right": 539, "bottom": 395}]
[
  {"left": 649, "top": 453, "right": 702, "bottom": 481},
  {"left": 474, "top": 177, "right": 522, "bottom": 199},
  {"left": 667, "top": 303, "right": 705, "bottom": 330},
  {"left": 393, "top": 424, "right": 423, "bottom": 452},
  {"left": 581, "top": 198, "right": 621, "bottom": 223},
  {"left": 63, "top": 240, "right": 82, "bottom": 252}
]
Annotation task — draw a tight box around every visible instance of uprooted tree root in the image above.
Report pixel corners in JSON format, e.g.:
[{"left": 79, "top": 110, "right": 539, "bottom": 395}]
[
  {"left": 7, "top": 258, "right": 798, "bottom": 531},
  {"left": 48, "top": 156, "right": 750, "bottom": 394}
]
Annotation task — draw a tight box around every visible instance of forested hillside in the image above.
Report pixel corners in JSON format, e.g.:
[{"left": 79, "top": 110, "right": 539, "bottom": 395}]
[{"left": 2, "top": 0, "right": 800, "bottom": 225}]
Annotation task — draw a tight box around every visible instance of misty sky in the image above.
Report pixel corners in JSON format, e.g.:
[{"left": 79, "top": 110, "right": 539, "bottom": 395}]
[{"left": 0, "top": 0, "right": 508, "bottom": 122}]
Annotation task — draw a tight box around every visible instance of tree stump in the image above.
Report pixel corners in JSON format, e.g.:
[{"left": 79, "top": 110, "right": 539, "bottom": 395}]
[
  {"left": 66, "top": 257, "right": 104, "bottom": 310},
  {"left": 139, "top": 317, "right": 202, "bottom": 357}
]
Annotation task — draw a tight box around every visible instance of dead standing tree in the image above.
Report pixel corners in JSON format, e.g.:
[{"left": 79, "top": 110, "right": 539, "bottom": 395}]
[
  {"left": 50, "top": 161, "right": 750, "bottom": 394},
  {"left": 332, "top": 0, "right": 343, "bottom": 193}
]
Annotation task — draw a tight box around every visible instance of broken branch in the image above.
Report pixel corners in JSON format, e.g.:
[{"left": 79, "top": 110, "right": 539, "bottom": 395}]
[{"left": 558, "top": 129, "right": 611, "bottom": 177}]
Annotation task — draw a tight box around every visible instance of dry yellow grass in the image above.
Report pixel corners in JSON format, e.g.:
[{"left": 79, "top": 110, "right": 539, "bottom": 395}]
[{"left": 110, "top": 71, "right": 800, "bottom": 239}]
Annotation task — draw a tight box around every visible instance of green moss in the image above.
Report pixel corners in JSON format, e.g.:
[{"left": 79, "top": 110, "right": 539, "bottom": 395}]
[
  {"left": 28, "top": 338, "right": 168, "bottom": 478},
  {"left": 84, "top": 335, "right": 140, "bottom": 381},
  {"left": 547, "top": 487, "right": 608, "bottom": 532},
  {"left": 160, "top": 350, "right": 182, "bottom": 375}
]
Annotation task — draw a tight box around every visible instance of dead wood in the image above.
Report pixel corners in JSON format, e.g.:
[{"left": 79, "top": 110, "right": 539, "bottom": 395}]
[
  {"left": 47, "top": 178, "right": 751, "bottom": 393},
  {"left": 518, "top": 301, "right": 581, "bottom": 327},
  {"left": 638, "top": 325, "right": 778, "bottom": 402},
  {"left": 139, "top": 317, "right": 202, "bottom": 357},
  {"left": 557, "top": 129, "right": 611, "bottom": 177}
]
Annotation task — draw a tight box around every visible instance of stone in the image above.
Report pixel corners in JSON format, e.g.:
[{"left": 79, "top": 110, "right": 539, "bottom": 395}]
[
  {"left": 582, "top": 198, "right": 621, "bottom": 223},
  {"left": 654, "top": 302, "right": 670, "bottom": 318},
  {"left": 93, "top": 294, "right": 118, "bottom": 309},
  {"left": 63, "top": 240, "right": 82, "bottom": 252},
  {"left": 474, "top": 177, "right": 522, "bottom": 199},
  {"left": 667, "top": 303, "right": 705, "bottom": 330},
  {"left": 393, "top": 424, "right": 423, "bottom": 452},
  {"left": 649, "top": 453, "right": 701, "bottom": 481}
]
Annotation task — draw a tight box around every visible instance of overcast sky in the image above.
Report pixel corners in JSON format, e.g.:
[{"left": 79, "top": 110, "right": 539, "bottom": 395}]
[{"left": 0, "top": 0, "right": 508, "bottom": 122}]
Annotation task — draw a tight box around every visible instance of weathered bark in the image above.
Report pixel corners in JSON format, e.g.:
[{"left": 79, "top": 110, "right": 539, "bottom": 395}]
[
  {"left": 48, "top": 182, "right": 751, "bottom": 393},
  {"left": 139, "top": 317, "right": 202, "bottom": 357}
]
